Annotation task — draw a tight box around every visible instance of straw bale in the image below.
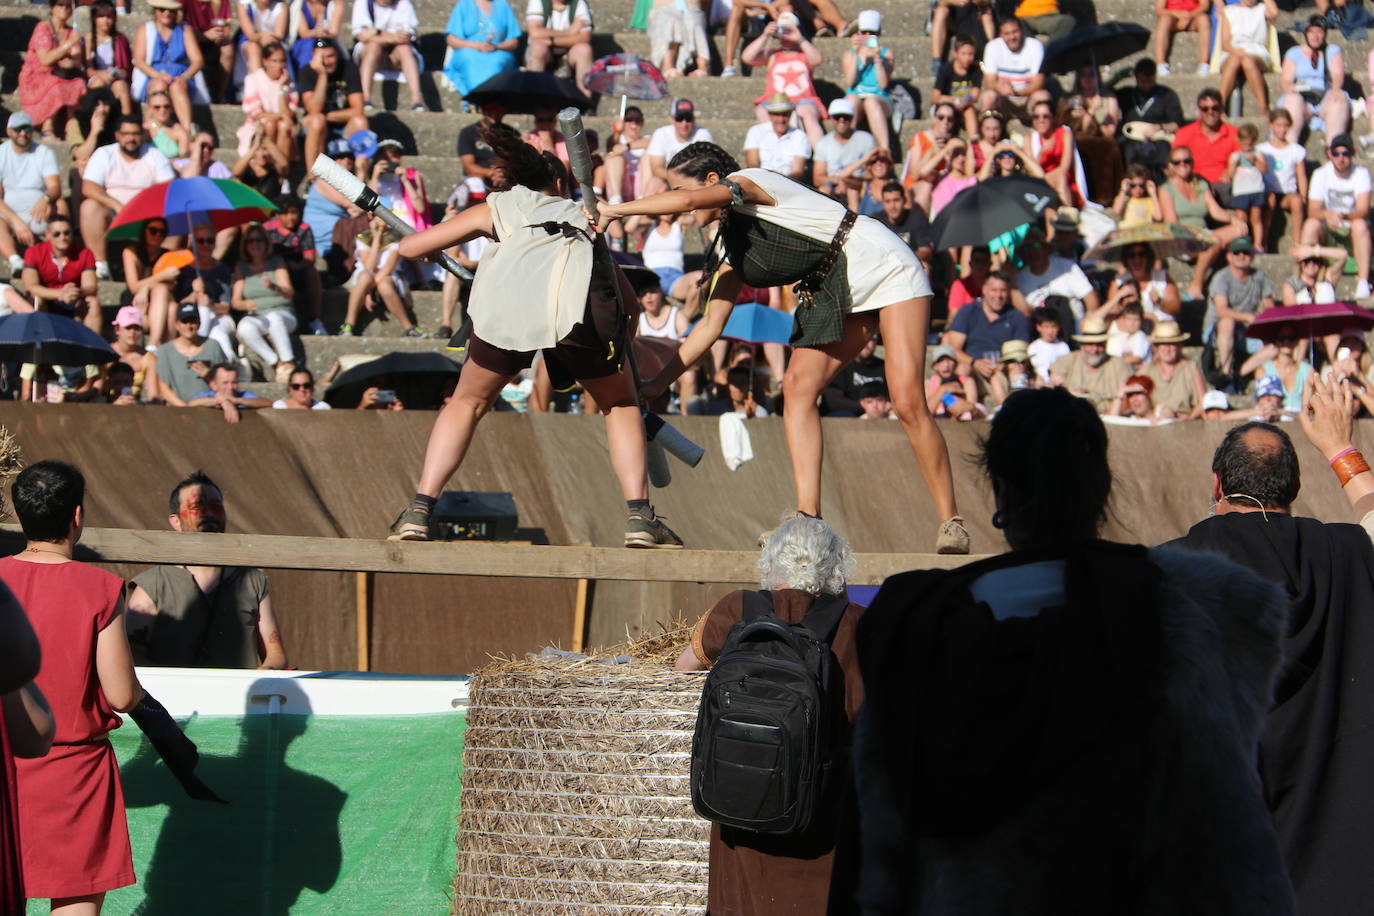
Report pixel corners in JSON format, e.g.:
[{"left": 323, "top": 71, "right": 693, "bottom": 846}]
[{"left": 455, "top": 625, "right": 711, "bottom": 914}]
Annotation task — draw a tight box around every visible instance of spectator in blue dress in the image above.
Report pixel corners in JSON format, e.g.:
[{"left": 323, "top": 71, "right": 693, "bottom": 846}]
[
  {"left": 442, "top": 0, "right": 521, "bottom": 96},
  {"left": 302, "top": 137, "right": 356, "bottom": 260}
]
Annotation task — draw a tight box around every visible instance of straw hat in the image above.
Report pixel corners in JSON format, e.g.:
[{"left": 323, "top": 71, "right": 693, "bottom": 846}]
[
  {"left": 147, "top": 0, "right": 182, "bottom": 11},
  {"left": 763, "top": 92, "right": 796, "bottom": 114},
  {"left": 1073, "top": 317, "right": 1110, "bottom": 343},
  {"left": 1000, "top": 339, "right": 1030, "bottom": 363},
  {"left": 1149, "top": 320, "right": 1189, "bottom": 344}
]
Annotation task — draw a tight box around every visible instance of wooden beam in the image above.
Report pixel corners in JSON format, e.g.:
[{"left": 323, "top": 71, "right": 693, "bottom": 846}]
[
  {"left": 355, "top": 572, "right": 370, "bottom": 672},
  {"left": 0, "top": 526, "right": 987, "bottom": 586}
]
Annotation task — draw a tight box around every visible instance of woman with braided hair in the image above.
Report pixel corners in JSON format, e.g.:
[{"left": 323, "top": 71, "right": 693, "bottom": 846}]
[
  {"left": 386, "top": 122, "right": 683, "bottom": 549},
  {"left": 594, "top": 141, "right": 967, "bottom": 553}
]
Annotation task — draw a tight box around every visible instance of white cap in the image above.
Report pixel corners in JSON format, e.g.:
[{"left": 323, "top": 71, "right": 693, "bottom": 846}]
[
  {"left": 1202, "top": 390, "right": 1229, "bottom": 410},
  {"left": 776, "top": 11, "right": 799, "bottom": 28},
  {"left": 828, "top": 98, "right": 857, "bottom": 118},
  {"left": 856, "top": 9, "right": 881, "bottom": 32}
]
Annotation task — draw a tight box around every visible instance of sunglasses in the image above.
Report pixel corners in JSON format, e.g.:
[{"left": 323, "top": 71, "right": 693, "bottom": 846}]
[
  {"left": 833, "top": 114, "right": 854, "bottom": 121},
  {"left": 1127, "top": 181, "right": 1145, "bottom": 189},
  {"left": 1198, "top": 104, "right": 1221, "bottom": 112},
  {"left": 996, "top": 151, "right": 1016, "bottom": 158},
  {"left": 933, "top": 113, "right": 954, "bottom": 120},
  {"left": 1231, "top": 249, "right": 1253, "bottom": 256},
  {"left": 624, "top": 118, "right": 643, "bottom": 124},
  {"left": 1332, "top": 148, "right": 1353, "bottom": 157},
  {"left": 120, "top": 324, "right": 144, "bottom": 332},
  {"left": 290, "top": 382, "right": 314, "bottom": 390},
  {"left": 10, "top": 125, "right": 33, "bottom": 133},
  {"left": 674, "top": 114, "right": 694, "bottom": 122},
  {"left": 146, "top": 225, "right": 167, "bottom": 236},
  {"left": 50, "top": 229, "right": 72, "bottom": 237},
  {"left": 1126, "top": 249, "right": 1150, "bottom": 258},
  {"left": 1171, "top": 158, "right": 1193, "bottom": 165}
]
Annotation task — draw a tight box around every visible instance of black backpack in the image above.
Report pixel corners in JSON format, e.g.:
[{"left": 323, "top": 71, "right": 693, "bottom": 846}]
[{"left": 689, "top": 590, "right": 849, "bottom": 835}]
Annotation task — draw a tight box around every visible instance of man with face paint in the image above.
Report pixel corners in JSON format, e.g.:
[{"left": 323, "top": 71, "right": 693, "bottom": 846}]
[{"left": 125, "top": 470, "right": 288, "bottom": 669}]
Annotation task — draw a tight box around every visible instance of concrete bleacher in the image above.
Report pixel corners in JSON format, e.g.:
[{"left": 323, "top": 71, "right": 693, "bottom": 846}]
[{"left": 0, "top": 0, "right": 1368, "bottom": 377}]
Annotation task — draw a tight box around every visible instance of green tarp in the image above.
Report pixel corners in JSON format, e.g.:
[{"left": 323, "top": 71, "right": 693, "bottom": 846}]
[{"left": 28, "top": 713, "right": 466, "bottom": 915}]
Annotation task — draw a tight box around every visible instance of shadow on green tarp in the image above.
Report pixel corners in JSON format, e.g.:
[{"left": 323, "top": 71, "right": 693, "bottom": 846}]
[{"left": 29, "top": 679, "right": 465, "bottom": 915}]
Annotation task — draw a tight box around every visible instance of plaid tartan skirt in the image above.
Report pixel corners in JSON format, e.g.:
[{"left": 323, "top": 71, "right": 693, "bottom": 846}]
[{"left": 724, "top": 215, "right": 852, "bottom": 348}]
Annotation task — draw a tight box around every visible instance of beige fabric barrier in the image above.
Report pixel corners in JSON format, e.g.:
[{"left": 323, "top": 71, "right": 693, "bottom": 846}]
[{"left": 0, "top": 404, "right": 1361, "bottom": 671}]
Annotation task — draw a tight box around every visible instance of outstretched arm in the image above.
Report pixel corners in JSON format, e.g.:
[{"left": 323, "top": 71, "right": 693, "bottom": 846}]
[
  {"left": 641, "top": 266, "right": 744, "bottom": 398},
  {"left": 397, "top": 203, "right": 493, "bottom": 260},
  {"left": 594, "top": 176, "right": 771, "bottom": 231}
]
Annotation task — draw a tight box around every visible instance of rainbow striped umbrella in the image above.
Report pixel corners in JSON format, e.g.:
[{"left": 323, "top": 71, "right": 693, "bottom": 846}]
[{"left": 105, "top": 177, "right": 277, "bottom": 240}]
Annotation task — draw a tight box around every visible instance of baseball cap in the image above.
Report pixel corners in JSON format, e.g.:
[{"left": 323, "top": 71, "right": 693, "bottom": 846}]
[
  {"left": 347, "top": 129, "right": 378, "bottom": 159},
  {"left": 326, "top": 138, "right": 352, "bottom": 158},
  {"left": 1228, "top": 236, "right": 1254, "bottom": 254},
  {"left": 176, "top": 303, "right": 200, "bottom": 324},
  {"left": 1255, "top": 375, "right": 1286, "bottom": 401},
  {"left": 7, "top": 112, "right": 32, "bottom": 130},
  {"left": 1329, "top": 133, "right": 1354, "bottom": 152},
  {"left": 672, "top": 98, "right": 695, "bottom": 120},
  {"left": 114, "top": 306, "right": 144, "bottom": 328},
  {"left": 930, "top": 344, "right": 956, "bottom": 364},
  {"left": 856, "top": 9, "right": 881, "bottom": 32},
  {"left": 1202, "top": 389, "right": 1230, "bottom": 411},
  {"left": 828, "top": 98, "right": 856, "bottom": 118}
]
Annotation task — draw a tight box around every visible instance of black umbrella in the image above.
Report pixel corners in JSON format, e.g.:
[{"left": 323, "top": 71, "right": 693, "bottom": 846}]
[
  {"left": 0, "top": 312, "right": 117, "bottom": 365},
  {"left": 1043, "top": 22, "right": 1151, "bottom": 74},
  {"left": 464, "top": 70, "right": 593, "bottom": 115},
  {"left": 612, "top": 250, "right": 661, "bottom": 291},
  {"left": 929, "top": 175, "right": 1059, "bottom": 250},
  {"left": 323, "top": 351, "right": 462, "bottom": 410}
]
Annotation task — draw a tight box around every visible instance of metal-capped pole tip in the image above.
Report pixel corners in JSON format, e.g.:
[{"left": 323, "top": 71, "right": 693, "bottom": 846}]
[{"left": 557, "top": 107, "right": 586, "bottom": 137}]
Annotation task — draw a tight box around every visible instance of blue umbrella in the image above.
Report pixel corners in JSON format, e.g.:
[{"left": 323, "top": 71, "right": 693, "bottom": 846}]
[
  {"left": 722, "top": 304, "right": 793, "bottom": 346},
  {"left": 0, "top": 312, "right": 118, "bottom": 365}
]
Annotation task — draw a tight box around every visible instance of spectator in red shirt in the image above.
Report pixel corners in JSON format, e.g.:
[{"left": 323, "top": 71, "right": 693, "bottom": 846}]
[
  {"left": 1172, "top": 87, "right": 1239, "bottom": 192},
  {"left": 948, "top": 245, "right": 991, "bottom": 318},
  {"left": 262, "top": 195, "right": 325, "bottom": 334},
  {"left": 20, "top": 215, "right": 100, "bottom": 332}
]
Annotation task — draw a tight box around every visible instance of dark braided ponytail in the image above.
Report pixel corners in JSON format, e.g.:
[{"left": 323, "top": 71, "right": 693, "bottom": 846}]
[
  {"left": 480, "top": 122, "right": 556, "bottom": 193},
  {"left": 667, "top": 142, "right": 741, "bottom": 183}
]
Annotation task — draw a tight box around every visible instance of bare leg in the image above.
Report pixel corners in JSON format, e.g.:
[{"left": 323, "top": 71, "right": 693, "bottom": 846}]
[
  {"left": 580, "top": 361, "right": 649, "bottom": 501},
  {"left": 1322, "top": 89, "right": 1351, "bottom": 142},
  {"left": 51, "top": 892, "right": 105, "bottom": 916},
  {"left": 724, "top": 5, "right": 747, "bottom": 71},
  {"left": 863, "top": 96, "right": 891, "bottom": 151},
  {"left": 358, "top": 41, "right": 382, "bottom": 99},
  {"left": 394, "top": 45, "right": 425, "bottom": 107},
  {"left": 781, "top": 314, "right": 878, "bottom": 515},
  {"left": 1215, "top": 316, "right": 1237, "bottom": 375},
  {"left": 78, "top": 198, "right": 112, "bottom": 263},
  {"left": 1153, "top": 13, "right": 1175, "bottom": 65},
  {"left": 375, "top": 274, "right": 414, "bottom": 329},
  {"left": 345, "top": 270, "right": 374, "bottom": 326},
  {"left": 415, "top": 360, "right": 515, "bottom": 496},
  {"left": 878, "top": 296, "right": 958, "bottom": 520},
  {"left": 1219, "top": 55, "right": 1242, "bottom": 109}
]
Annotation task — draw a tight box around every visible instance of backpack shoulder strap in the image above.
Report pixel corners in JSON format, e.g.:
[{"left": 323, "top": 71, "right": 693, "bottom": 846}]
[
  {"left": 740, "top": 589, "right": 774, "bottom": 623},
  {"left": 799, "top": 592, "right": 849, "bottom": 644}
]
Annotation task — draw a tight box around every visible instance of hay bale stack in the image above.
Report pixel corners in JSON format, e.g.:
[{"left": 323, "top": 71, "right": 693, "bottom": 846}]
[{"left": 454, "top": 628, "right": 710, "bottom": 915}]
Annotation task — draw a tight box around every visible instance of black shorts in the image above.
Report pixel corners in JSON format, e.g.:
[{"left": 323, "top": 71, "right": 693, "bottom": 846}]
[{"left": 466, "top": 266, "right": 625, "bottom": 387}]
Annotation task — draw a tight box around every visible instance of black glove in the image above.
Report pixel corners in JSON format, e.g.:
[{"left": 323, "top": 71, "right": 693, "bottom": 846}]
[{"left": 129, "top": 693, "right": 228, "bottom": 805}]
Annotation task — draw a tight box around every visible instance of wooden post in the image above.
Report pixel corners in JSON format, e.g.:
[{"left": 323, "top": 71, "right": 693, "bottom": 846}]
[
  {"left": 355, "top": 571, "right": 370, "bottom": 672},
  {"left": 571, "top": 578, "right": 590, "bottom": 653}
]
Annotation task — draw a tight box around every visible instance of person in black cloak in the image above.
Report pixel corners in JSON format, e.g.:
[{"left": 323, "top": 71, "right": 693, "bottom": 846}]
[
  {"left": 832, "top": 386, "right": 1297, "bottom": 916},
  {"left": 1170, "top": 372, "right": 1374, "bottom": 916}
]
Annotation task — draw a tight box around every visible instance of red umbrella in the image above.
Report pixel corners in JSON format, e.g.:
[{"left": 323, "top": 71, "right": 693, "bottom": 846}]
[{"left": 1245, "top": 302, "right": 1374, "bottom": 343}]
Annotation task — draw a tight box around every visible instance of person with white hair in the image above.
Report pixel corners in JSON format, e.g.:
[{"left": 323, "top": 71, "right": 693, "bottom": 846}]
[{"left": 675, "top": 514, "right": 865, "bottom": 914}]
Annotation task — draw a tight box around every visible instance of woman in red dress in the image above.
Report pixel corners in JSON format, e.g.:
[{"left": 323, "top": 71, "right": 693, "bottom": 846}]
[
  {"left": 0, "top": 461, "right": 144, "bottom": 915},
  {"left": 1024, "top": 98, "right": 1085, "bottom": 208},
  {"left": 18, "top": 0, "right": 88, "bottom": 142}
]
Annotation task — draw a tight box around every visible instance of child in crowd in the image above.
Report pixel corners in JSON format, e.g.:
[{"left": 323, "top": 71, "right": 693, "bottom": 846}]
[
  {"left": 925, "top": 345, "right": 980, "bottom": 421},
  {"left": 1258, "top": 108, "right": 1308, "bottom": 251},
  {"left": 857, "top": 380, "right": 895, "bottom": 419},
  {"left": 341, "top": 216, "right": 421, "bottom": 337},
  {"left": 1223, "top": 123, "right": 1268, "bottom": 250},
  {"left": 1113, "top": 163, "right": 1162, "bottom": 227},
  {"left": 1027, "top": 306, "right": 1070, "bottom": 382},
  {"left": 1114, "top": 374, "right": 1158, "bottom": 420},
  {"left": 1106, "top": 300, "right": 1151, "bottom": 369}
]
